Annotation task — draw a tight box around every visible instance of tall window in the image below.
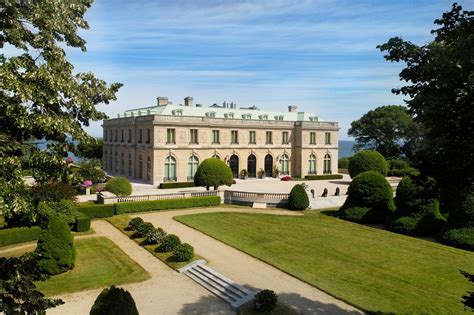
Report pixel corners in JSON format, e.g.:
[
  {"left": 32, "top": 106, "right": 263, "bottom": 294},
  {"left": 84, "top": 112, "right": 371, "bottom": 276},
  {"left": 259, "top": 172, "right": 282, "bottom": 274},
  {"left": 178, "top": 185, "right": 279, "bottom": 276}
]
[
  {"left": 266, "top": 131, "right": 272, "bottom": 144},
  {"left": 324, "top": 154, "right": 332, "bottom": 174},
  {"left": 164, "top": 156, "right": 176, "bottom": 181},
  {"left": 249, "top": 131, "right": 256, "bottom": 144},
  {"left": 308, "top": 154, "right": 316, "bottom": 175},
  {"left": 138, "top": 155, "right": 143, "bottom": 179},
  {"left": 280, "top": 154, "right": 289, "bottom": 175},
  {"left": 128, "top": 154, "right": 132, "bottom": 177},
  {"left": 188, "top": 155, "right": 199, "bottom": 180},
  {"left": 114, "top": 129, "right": 118, "bottom": 142},
  {"left": 310, "top": 132, "right": 316, "bottom": 144},
  {"left": 128, "top": 129, "right": 132, "bottom": 143},
  {"left": 212, "top": 130, "right": 220, "bottom": 144},
  {"left": 325, "top": 132, "right": 331, "bottom": 145},
  {"left": 166, "top": 128, "right": 175, "bottom": 144},
  {"left": 282, "top": 131, "right": 289, "bottom": 144},
  {"left": 190, "top": 129, "right": 198, "bottom": 144},
  {"left": 146, "top": 157, "right": 151, "bottom": 181},
  {"left": 146, "top": 128, "right": 151, "bottom": 144},
  {"left": 138, "top": 129, "right": 142, "bottom": 143},
  {"left": 114, "top": 151, "right": 118, "bottom": 172},
  {"left": 121, "top": 129, "right": 124, "bottom": 142},
  {"left": 121, "top": 152, "right": 125, "bottom": 174},
  {"left": 231, "top": 130, "right": 238, "bottom": 144}
]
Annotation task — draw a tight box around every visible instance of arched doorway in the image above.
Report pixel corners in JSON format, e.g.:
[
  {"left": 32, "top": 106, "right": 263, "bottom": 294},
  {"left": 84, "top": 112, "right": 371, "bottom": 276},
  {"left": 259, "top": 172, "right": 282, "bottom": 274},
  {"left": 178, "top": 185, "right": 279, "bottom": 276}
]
[
  {"left": 264, "top": 154, "right": 273, "bottom": 177},
  {"left": 247, "top": 154, "right": 256, "bottom": 178},
  {"left": 229, "top": 155, "right": 239, "bottom": 178}
]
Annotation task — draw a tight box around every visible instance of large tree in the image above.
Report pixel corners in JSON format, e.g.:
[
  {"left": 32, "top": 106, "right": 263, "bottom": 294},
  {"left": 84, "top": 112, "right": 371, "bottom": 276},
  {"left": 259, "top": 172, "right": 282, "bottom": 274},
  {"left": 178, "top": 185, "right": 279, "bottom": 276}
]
[
  {"left": 377, "top": 3, "right": 473, "bottom": 244},
  {"left": 348, "top": 105, "right": 414, "bottom": 158},
  {"left": 0, "top": 0, "right": 122, "bottom": 225}
]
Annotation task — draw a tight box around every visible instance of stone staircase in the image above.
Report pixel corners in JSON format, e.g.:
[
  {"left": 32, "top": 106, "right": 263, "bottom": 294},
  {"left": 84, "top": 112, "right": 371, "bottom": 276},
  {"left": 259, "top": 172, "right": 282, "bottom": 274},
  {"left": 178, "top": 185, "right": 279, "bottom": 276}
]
[{"left": 179, "top": 260, "right": 256, "bottom": 310}]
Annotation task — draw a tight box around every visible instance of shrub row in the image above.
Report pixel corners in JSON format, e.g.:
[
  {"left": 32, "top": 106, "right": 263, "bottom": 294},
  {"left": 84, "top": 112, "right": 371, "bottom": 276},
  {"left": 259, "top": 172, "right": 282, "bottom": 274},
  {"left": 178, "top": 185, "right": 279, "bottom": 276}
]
[
  {"left": 159, "top": 182, "right": 196, "bottom": 189},
  {"left": 0, "top": 226, "right": 42, "bottom": 247},
  {"left": 77, "top": 203, "right": 115, "bottom": 218},
  {"left": 75, "top": 212, "right": 91, "bottom": 232},
  {"left": 304, "top": 174, "right": 343, "bottom": 180},
  {"left": 115, "top": 196, "right": 221, "bottom": 214}
]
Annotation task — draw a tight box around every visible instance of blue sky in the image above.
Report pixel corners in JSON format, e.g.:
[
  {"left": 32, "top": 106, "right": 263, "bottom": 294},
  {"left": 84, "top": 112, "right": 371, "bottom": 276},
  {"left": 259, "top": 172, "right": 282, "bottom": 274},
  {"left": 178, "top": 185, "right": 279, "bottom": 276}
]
[{"left": 65, "top": 0, "right": 469, "bottom": 139}]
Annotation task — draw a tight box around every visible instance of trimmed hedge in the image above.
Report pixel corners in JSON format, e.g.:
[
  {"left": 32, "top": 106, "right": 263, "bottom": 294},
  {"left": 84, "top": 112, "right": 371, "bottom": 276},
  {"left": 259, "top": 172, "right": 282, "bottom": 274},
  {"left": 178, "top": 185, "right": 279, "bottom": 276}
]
[
  {"left": 338, "top": 158, "right": 350, "bottom": 169},
  {"left": 388, "top": 216, "right": 418, "bottom": 235},
  {"left": 348, "top": 150, "right": 388, "bottom": 178},
  {"left": 105, "top": 177, "right": 132, "bottom": 196},
  {"left": 304, "top": 174, "right": 343, "bottom": 180},
  {"left": 75, "top": 212, "right": 91, "bottom": 232},
  {"left": 115, "top": 196, "right": 221, "bottom": 214},
  {"left": 339, "top": 207, "right": 371, "bottom": 223},
  {"left": 159, "top": 182, "right": 196, "bottom": 189},
  {"left": 288, "top": 184, "right": 309, "bottom": 210},
  {"left": 172, "top": 243, "right": 194, "bottom": 262},
  {"left": 78, "top": 203, "right": 115, "bottom": 218},
  {"left": 440, "top": 228, "right": 474, "bottom": 251},
  {"left": 0, "top": 226, "right": 42, "bottom": 247}
]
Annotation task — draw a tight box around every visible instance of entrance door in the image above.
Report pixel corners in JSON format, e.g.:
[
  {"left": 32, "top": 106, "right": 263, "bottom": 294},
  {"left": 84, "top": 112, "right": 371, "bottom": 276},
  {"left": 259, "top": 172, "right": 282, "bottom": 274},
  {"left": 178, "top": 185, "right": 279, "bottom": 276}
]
[
  {"left": 247, "top": 154, "right": 256, "bottom": 178},
  {"left": 229, "top": 155, "right": 239, "bottom": 178},
  {"left": 264, "top": 154, "right": 273, "bottom": 177}
]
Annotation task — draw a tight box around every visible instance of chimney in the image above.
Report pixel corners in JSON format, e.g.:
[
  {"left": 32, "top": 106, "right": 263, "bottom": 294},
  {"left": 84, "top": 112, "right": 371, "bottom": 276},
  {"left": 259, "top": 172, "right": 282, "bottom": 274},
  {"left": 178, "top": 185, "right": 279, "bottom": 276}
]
[
  {"left": 157, "top": 97, "right": 169, "bottom": 106},
  {"left": 288, "top": 105, "right": 297, "bottom": 113},
  {"left": 184, "top": 96, "right": 193, "bottom": 107}
]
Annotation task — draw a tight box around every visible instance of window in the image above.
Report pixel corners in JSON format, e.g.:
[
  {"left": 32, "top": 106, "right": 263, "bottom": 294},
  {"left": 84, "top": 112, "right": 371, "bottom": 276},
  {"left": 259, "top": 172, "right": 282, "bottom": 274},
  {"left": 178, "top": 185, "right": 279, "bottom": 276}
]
[
  {"left": 190, "top": 129, "right": 198, "bottom": 144},
  {"left": 146, "top": 128, "right": 151, "bottom": 144},
  {"left": 310, "top": 132, "right": 316, "bottom": 144},
  {"left": 309, "top": 116, "right": 319, "bottom": 122},
  {"left": 114, "top": 129, "right": 118, "bottom": 142},
  {"left": 138, "top": 129, "right": 142, "bottom": 143},
  {"left": 242, "top": 114, "right": 251, "bottom": 119},
  {"left": 187, "top": 155, "right": 199, "bottom": 180},
  {"left": 280, "top": 154, "right": 289, "bottom": 175},
  {"left": 308, "top": 154, "right": 316, "bottom": 175},
  {"left": 325, "top": 132, "right": 331, "bottom": 145},
  {"left": 266, "top": 131, "right": 272, "bottom": 144},
  {"left": 108, "top": 130, "right": 112, "bottom": 142},
  {"left": 274, "top": 115, "right": 283, "bottom": 121},
  {"left": 231, "top": 130, "right": 238, "bottom": 144},
  {"left": 172, "top": 109, "right": 183, "bottom": 116},
  {"left": 164, "top": 156, "right": 176, "bottom": 181},
  {"left": 121, "top": 152, "right": 125, "bottom": 174},
  {"left": 128, "top": 129, "right": 132, "bottom": 143},
  {"left": 282, "top": 131, "right": 289, "bottom": 144},
  {"left": 224, "top": 113, "right": 234, "bottom": 119},
  {"left": 114, "top": 151, "right": 118, "bottom": 172},
  {"left": 121, "top": 129, "right": 124, "bottom": 142},
  {"left": 259, "top": 115, "right": 268, "bottom": 120},
  {"left": 324, "top": 154, "right": 332, "bottom": 174},
  {"left": 249, "top": 131, "right": 256, "bottom": 144},
  {"left": 138, "top": 155, "right": 143, "bottom": 179},
  {"left": 212, "top": 130, "right": 220, "bottom": 144},
  {"left": 146, "top": 157, "right": 151, "bottom": 181},
  {"left": 128, "top": 154, "right": 132, "bottom": 177},
  {"left": 206, "top": 112, "right": 216, "bottom": 118},
  {"left": 167, "top": 128, "right": 175, "bottom": 144}
]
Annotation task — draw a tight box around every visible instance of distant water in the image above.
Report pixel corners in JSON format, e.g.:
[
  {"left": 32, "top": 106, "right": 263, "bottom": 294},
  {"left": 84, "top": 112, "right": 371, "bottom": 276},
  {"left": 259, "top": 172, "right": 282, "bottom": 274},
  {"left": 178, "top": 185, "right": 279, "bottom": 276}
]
[
  {"left": 34, "top": 141, "right": 79, "bottom": 162},
  {"left": 339, "top": 140, "right": 356, "bottom": 159}
]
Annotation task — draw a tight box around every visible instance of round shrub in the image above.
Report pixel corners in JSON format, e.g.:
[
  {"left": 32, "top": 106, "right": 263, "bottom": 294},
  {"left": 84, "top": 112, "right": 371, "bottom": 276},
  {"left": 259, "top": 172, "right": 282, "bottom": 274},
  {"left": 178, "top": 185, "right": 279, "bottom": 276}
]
[
  {"left": 194, "top": 158, "right": 233, "bottom": 190},
  {"left": 440, "top": 228, "right": 474, "bottom": 251},
  {"left": 348, "top": 150, "right": 388, "bottom": 178},
  {"left": 157, "top": 234, "right": 181, "bottom": 252},
  {"left": 395, "top": 176, "right": 438, "bottom": 216},
  {"left": 90, "top": 285, "right": 138, "bottom": 315},
  {"left": 416, "top": 210, "right": 447, "bottom": 236},
  {"left": 35, "top": 216, "right": 75, "bottom": 275},
  {"left": 144, "top": 227, "right": 167, "bottom": 245},
  {"left": 105, "top": 177, "right": 132, "bottom": 196},
  {"left": 389, "top": 216, "right": 418, "bottom": 235},
  {"left": 135, "top": 222, "right": 154, "bottom": 238},
  {"left": 339, "top": 171, "right": 395, "bottom": 223},
  {"left": 338, "top": 158, "right": 350, "bottom": 169},
  {"left": 254, "top": 289, "right": 278, "bottom": 313},
  {"left": 339, "top": 207, "right": 371, "bottom": 223},
  {"left": 172, "top": 243, "right": 194, "bottom": 262},
  {"left": 288, "top": 184, "right": 309, "bottom": 210},
  {"left": 127, "top": 217, "right": 144, "bottom": 231}
]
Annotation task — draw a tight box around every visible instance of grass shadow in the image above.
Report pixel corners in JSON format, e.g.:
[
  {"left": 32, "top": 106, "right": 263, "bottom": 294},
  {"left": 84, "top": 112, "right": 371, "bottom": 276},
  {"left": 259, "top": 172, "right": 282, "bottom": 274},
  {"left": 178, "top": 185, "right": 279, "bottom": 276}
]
[{"left": 320, "top": 209, "right": 339, "bottom": 217}]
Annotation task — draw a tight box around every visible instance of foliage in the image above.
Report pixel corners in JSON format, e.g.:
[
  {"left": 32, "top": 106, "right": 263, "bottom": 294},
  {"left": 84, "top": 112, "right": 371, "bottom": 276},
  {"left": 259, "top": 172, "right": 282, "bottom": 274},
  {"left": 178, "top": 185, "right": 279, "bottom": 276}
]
[
  {"left": 78, "top": 159, "right": 106, "bottom": 183},
  {"left": 144, "top": 227, "right": 167, "bottom": 245},
  {"left": 387, "top": 159, "right": 420, "bottom": 177},
  {"left": 193, "top": 158, "right": 233, "bottom": 190},
  {"left": 254, "top": 289, "right": 278, "bottom": 313},
  {"left": 272, "top": 165, "right": 280, "bottom": 178},
  {"left": 105, "top": 177, "right": 132, "bottom": 196},
  {"left": 440, "top": 228, "right": 474, "bottom": 251},
  {"left": 127, "top": 217, "right": 144, "bottom": 231},
  {"left": 339, "top": 207, "right": 371, "bottom": 223},
  {"left": 159, "top": 181, "right": 195, "bottom": 189},
  {"left": 348, "top": 105, "right": 414, "bottom": 158},
  {"left": 288, "top": 185, "right": 309, "bottom": 210},
  {"left": 388, "top": 216, "right": 418, "bottom": 235},
  {"left": 172, "top": 243, "right": 194, "bottom": 262},
  {"left": 38, "top": 200, "right": 78, "bottom": 228},
  {"left": 348, "top": 150, "right": 388, "bottom": 178},
  {"left": 339, "top": 171, "right": 395, "bottom": 223},
  {"left": 0, "top": 253, "right": 63, "bottom": 314},
  {"left": 0, "top": 226, "right": 41, "bottom": 247},
  {"left": 157, "top": 234, "right": 181, "bottom": 253},
  {"left": 30, "top": 181, "right": 77, "bottom": 205},
  {"left": 90, "top": 285, "right": 138, "bottom": 315},
  {"left": 395, "top": 176, "right": 438, "bottom": 216},
  {"left": 304, "top": 174, "right": 343, "bottom": 180},
  {"left": 76, "top": 139, "right": 104, "bottom": 160},
  {"left": 115, "top": 196, "right": 221, "bottom": 214},
  {"left": 75, "top": 212, "right": 91, "bottom": 232},
  {"left": 78, "top": 203, "right": 115, "bottom": 218},
  {"left": 338, "top": 158, "right": 349, "bottom": 169},
  {"left": 134, "top": 222, "right": 154, "bottom": 238},
  {"left": 461, "top": 271, "right": 474, "bottom": 312},
  {"left": 35, "top": 216, "right": 75, "bottom": 275}
]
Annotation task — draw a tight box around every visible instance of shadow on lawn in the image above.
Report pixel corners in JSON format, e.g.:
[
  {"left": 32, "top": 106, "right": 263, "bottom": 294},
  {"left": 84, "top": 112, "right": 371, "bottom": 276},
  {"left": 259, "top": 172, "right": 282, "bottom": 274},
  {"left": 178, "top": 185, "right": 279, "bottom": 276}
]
[{"left": 320, "top": 209, "right": 339, "bottom": 217}]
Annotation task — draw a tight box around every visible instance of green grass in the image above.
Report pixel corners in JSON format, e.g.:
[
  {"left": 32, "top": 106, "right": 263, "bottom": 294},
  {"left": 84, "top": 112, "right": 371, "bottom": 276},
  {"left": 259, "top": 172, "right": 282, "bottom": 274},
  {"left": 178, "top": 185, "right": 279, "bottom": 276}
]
[
  {"left": 175, "top": 211, "right": 474, "bottom": 314},
  {"left": 36, "top": 237, "right": 150, "bottom": 296}
]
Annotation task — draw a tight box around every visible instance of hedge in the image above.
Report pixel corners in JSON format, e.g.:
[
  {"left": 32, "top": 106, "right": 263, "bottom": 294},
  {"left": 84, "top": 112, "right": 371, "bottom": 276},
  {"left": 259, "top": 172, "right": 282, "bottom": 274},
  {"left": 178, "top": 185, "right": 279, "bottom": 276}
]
[
  {"left": 78, "top": 203, "right": 115, "bottom": 218},
  {"left": 304, "top": 174, "right": 343, "bottom": 180},
  {"left": 115, "top": 196, "right": 221, "bottom": 214},
  {"left": 0, "top": 226, "right": 42, "bottom": 247},
  {"left": 159, "top": 182, "right": 196, "bottom": 189},
  {"left": 75, "top": 212, "right": 91, "bottom": 232}
]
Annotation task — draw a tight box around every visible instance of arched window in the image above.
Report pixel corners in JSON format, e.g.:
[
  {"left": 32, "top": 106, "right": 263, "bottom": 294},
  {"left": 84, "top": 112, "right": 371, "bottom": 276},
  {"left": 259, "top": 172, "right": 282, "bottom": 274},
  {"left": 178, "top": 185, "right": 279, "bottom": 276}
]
[
  {"left": 128, "top": 154, "right": 132, "bottom": 177},
  {"left": 324, "top": 154, "right": 332, "bottom": 174},
  {"left": 146, "top": 157, "right": 152, "bottom": 181},
  {"left": 138, "top": 155, "right": 143, "bottom": 179},
  {"left": 121, "top": 152, "right": 125, "bottom": 175},
  {"left": 164, "top": 156, "right": 176, "bottom": 181},
  {"left": 280, "top": 154, "right": 289, "bottom": 175},
  {"left": 187, "top": 155, "right": 199, "bottom": 180},
  {"left": 308, "top": 154, "right": 316, "bottom": 175}
]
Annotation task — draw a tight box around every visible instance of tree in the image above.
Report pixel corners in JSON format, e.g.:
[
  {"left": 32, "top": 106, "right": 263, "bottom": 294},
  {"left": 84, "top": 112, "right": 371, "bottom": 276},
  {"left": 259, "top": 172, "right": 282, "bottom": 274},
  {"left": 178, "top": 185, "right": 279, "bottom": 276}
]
[
  {"left": 0, "top": 0, "right": 122, "bottom": 225},
  {"left": 90, "top": 286, "right": 138, "bottom": 315},
  {"left": 76, "top": 138, "right": 103, "bottom": 160},
  {"left": 348, "top": 105, "right": 414, "bottom": 158},
  {"left": 194, "top": 158, "right": 233, "bottom": 190},
  {"left": 377, "top": 3, "right": 473, "bottom": 245},
  {"left": 461, "top": 271, "right": 474, "bottom": 312}
]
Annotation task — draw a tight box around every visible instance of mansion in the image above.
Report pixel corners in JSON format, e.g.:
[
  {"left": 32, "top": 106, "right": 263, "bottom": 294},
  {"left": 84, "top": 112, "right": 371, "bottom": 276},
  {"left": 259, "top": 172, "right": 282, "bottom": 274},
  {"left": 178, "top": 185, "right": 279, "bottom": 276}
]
[{"left": 102, "top": 96, "right": 339, "bottom": 185}]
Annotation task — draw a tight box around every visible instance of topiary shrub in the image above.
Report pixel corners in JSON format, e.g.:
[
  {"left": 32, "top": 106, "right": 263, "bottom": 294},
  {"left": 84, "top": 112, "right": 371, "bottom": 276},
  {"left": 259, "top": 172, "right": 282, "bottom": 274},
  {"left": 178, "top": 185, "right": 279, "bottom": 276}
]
[
  {"left": 254, "top": 289, "right": 278, "bottom": 313},
  {"left": 339, "top": 207, "right": 371, "bottom": 223},
  {"left": 144, "top": 227, "right": 167, "bottom": 245},
  {"left": 338, "top": 158, "right": 350, "bottom": 169},
  {"left": 388, "top": 216, "right": 418, "bottom": 235},
  {"left": 75, "top": 212, "right": 91, "bottom": 232},
  {"left": 38, "top": 200, "right": 78, "bottom": 228},
  {"left": 127, "top": 217, "right": 144, "bottom": 231},
  {"left": 172, "top": 243, "right": 194, "bottom": 262},
  {"left": 157, "top": 234, "right": 181, "bottom": 252},
  {"left": 35, "top": 216, "right": 75, "bottom": 275},
  {"left": 90, "top": 285, "right": 138, "bottom": 315},
  {"left": 339, "top": 171, "right": 395, "bottom": 223},
  {"left": 440, "top": 228, "right": 474, "bottom": 251},
  {"left": 105, "top": 177, "right": 132, "bottom": 196},
  {"left": 134, "top": 222, "right": 154, "bottom": 238},
  {"left": 30, "top": 181, "right": 77, "bottom": 205},
  {"left": 348, "top": 150, "right": 388, "bottom": 178},
  {"left": 288, "top": 184, "right": 309, "bottom": 210},
  {"left": 194, "top": 158, "right": 233, "bottom": 190}
]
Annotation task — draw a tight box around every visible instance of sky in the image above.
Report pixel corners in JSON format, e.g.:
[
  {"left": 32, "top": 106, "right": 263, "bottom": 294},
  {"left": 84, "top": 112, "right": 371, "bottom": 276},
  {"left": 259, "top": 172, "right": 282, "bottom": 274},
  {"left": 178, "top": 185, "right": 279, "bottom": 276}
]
[{"left": 62, "top": 0, "right": 470, "bottom": 140}]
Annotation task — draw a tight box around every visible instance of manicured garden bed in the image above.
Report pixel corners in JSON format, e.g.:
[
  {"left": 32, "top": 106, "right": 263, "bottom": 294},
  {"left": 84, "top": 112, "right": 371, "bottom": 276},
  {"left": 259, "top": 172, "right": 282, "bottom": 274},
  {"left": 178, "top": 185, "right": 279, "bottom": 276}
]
[{"left": 175, "top": 211, "right": 474, "bottom": 314}]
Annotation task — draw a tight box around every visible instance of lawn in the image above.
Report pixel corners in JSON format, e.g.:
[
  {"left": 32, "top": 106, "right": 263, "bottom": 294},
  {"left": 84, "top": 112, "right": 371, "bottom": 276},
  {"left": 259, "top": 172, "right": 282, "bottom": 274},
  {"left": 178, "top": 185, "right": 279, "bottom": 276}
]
[
  {"left": 175, "top": 211, "right": 474, "bottom": 314},
  {"left": 36, "top": 237, "right": 150, "bottom": 296}
]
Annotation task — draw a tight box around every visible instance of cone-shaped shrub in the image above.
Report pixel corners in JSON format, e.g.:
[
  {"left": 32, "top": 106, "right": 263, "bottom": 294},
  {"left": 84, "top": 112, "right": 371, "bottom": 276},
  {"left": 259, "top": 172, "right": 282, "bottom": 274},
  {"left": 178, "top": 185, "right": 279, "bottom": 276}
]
[
  {"left": 90, "top": 285, "right": 138, "bottom": 315},
  {"left": 348, "top": 150, "right": 388, "bottom": 178},
  {"left": 288, "top": 184, "right": 309, "bottom": 210}
]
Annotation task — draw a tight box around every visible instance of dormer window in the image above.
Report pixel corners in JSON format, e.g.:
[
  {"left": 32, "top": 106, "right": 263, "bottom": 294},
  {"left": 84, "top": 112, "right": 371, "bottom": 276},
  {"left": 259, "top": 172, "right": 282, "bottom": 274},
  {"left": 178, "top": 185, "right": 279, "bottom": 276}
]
[
  {"left": 206, "top": 112, "right": 216, "bottom": 118},
  {"left": 274, "top": 115, "right": 284, "bottom": 121},
  {"left": 224, "top": 113, "right": 234, "bottom": 119},
  {"left": 259, "top": 115, "right": 268, "bottom": 120},
  {"left": 242, "top": 114, "right": 251, "bottom": 119},
  {"left": 309, "top": 116, "right": 319, "bottom": 122},
  {"left": 172, "top": 109, "right": 183, "bottom": 116}
]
